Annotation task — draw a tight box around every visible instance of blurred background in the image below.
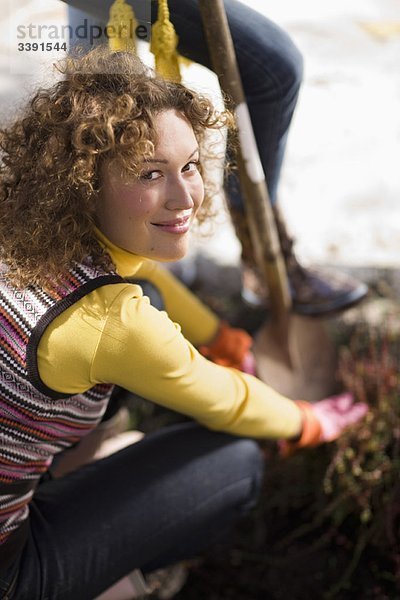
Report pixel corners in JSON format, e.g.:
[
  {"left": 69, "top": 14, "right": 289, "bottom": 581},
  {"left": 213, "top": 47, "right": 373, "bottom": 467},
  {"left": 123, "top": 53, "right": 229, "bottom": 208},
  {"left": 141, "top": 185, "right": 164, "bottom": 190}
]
[{"left": 2, "top": 0, "right": 400, "bottom": 270}]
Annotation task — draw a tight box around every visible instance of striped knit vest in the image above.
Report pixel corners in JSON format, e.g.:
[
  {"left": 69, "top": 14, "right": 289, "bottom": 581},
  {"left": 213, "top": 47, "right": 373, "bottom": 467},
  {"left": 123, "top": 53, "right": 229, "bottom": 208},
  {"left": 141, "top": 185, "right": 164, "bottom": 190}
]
[{"left": 0, "top": 260, "right": 124, "bottom": 572}]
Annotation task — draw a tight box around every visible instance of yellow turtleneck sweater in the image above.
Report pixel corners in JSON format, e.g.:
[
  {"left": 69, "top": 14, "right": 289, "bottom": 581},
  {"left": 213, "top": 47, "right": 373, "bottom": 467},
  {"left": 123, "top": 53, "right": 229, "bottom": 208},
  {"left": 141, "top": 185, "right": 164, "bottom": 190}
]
[{"left": 37, "top": 232, "right": 302, "bottom": 439}]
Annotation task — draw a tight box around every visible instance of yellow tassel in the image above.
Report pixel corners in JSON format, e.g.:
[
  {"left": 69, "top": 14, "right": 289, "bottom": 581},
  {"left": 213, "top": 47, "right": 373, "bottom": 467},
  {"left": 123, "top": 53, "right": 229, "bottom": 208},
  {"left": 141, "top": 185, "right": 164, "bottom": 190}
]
[
  {"left": 107, "top": 0, "right": 137, "bottom": 53},
  {"left": 150, "top": 0, "right": 181, "bottom": 82}
]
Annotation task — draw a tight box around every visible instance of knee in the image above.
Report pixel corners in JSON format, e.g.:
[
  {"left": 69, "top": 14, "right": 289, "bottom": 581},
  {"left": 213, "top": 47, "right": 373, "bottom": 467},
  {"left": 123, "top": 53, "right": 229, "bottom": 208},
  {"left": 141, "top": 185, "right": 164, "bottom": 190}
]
[
  {"left": 233, "top": 438, "right": 263, "bottom": 473},
  {"left": 264, "top": 31, "right": 304, "bottom": 99},
  {"left": 280, "top": 44, "right": 303, "bottom": 98},
  {"left": 244, "top": 19, "right": 304, "bottom": 100},
  {"left": 227, "top": 438, "right": 264, "bottom": 511},
  {"left": 281, "top": 30, "right": 303, "bottom": 86}
]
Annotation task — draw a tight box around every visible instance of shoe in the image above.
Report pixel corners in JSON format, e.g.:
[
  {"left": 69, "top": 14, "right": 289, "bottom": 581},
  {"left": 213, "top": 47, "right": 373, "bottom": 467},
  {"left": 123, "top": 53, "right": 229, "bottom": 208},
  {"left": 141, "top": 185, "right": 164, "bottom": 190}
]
[
  {"left": 146, "top": 563, "right": 189, "bottom": 599},
  {"left": 230, "top": 204, "right": 368, "bottom": 316},
  {"left": 95, "top": 563, "right": 189, "bottom": 600}
]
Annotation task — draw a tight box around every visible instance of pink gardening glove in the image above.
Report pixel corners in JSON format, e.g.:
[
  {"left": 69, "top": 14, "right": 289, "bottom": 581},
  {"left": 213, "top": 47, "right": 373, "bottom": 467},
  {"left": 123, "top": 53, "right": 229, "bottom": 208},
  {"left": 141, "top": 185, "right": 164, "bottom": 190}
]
[
  {"left": 312, "top": 392, "right": 368, "bottom": 443},
  {"left": 240, "top": 350, "right": 257, "bottom": 376},
  {"left": 280, "top": 392, "right": 368, "bottom": 456}
]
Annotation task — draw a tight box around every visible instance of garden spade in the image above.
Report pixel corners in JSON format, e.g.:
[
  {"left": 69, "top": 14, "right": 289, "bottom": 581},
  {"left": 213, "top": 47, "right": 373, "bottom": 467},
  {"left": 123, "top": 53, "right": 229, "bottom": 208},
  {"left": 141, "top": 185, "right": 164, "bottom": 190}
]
[{"left": 198, "top": 0, "right": 337, "bottom": 400}]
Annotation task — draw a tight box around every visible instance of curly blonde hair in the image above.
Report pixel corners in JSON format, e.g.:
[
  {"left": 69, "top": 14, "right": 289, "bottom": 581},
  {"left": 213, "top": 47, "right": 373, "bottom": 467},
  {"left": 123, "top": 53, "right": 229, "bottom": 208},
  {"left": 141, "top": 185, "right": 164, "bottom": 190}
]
[{"left": 0, "top": 48, "right": 233, "bottom": 288}]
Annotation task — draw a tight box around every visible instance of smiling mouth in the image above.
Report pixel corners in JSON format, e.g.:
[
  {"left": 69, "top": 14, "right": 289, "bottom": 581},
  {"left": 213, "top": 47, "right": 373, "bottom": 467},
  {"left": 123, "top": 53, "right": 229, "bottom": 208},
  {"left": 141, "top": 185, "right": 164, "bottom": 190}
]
[{"left": 151, "top": 215, "right": 192, "bottom": 234}]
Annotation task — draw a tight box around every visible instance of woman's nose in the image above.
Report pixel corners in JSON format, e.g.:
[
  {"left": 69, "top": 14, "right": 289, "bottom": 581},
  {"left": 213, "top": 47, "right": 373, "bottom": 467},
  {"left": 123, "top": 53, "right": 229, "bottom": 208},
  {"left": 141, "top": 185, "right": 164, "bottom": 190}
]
[{"left": 165, "top": 178, "right": 195, "bottom": 210}]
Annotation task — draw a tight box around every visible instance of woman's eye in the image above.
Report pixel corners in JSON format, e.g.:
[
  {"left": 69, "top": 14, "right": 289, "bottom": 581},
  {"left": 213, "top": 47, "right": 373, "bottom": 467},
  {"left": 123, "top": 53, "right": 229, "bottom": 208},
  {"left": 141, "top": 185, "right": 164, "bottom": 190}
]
[
  {"left": 140, "top": 170, "right": 161, "bottom": 181},
  {"left": 182, "top": 160, "right": 200, "bottom": 173}
]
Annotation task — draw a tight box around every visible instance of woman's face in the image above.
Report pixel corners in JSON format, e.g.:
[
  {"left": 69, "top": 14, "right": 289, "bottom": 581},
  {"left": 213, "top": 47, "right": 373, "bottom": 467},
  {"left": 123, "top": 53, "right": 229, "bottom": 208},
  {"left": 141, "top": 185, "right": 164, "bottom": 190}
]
[{"left": 97, "top": 109, "right": 204, "bottom": 261}]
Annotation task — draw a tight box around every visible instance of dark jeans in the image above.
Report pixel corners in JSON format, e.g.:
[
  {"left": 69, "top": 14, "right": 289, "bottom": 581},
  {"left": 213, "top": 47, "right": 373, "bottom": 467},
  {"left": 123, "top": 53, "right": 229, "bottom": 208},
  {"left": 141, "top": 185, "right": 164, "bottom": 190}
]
[
  {"left": 67, "top": 0, "right": 303, "bottom": 204},
  {"left": 0, "top": 422, "right": 263, "bottom": 599}
]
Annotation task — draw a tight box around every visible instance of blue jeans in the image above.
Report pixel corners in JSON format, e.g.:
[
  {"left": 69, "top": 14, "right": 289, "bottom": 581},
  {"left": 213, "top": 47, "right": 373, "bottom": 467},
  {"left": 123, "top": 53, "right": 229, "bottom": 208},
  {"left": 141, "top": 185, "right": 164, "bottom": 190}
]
[
  {"left": 0, "top": 422, "right": 263, "bottom": 599},
  {"left": 67, "top": 0, "right": 303, "bottom": 205}
]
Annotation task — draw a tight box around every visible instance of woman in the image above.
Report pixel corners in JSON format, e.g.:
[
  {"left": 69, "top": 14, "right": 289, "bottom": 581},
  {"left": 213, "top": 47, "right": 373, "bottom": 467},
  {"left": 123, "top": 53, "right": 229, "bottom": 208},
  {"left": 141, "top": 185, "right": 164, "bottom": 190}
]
[{"left": 0, "top": 49, "right": 365, "bottom": 599}]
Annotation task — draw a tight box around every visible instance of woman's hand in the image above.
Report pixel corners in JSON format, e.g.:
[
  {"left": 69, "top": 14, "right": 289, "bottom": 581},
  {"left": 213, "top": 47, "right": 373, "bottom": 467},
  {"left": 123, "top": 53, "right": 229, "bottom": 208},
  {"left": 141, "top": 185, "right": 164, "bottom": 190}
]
[
  {"left": 280, "top": 392, "right": 368, "bottom": 456},
  {"left": 312, "top": 392, "right": 368, "bottom": 443}
]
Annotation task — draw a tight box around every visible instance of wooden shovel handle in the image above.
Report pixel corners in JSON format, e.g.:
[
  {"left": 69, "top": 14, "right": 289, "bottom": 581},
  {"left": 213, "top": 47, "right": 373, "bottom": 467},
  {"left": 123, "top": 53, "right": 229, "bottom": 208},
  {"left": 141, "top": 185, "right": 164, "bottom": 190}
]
[{"left": 198, "top": 0, "right": 292, "bottom": 318}]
